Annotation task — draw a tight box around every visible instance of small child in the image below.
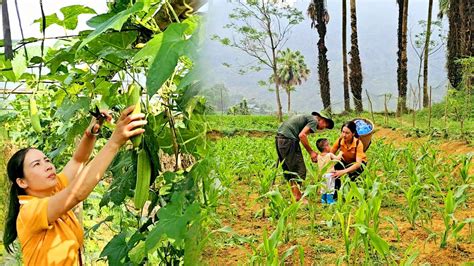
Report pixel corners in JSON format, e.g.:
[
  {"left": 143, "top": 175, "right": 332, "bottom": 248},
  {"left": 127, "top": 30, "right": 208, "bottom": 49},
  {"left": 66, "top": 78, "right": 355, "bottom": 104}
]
[{"left": 316, "top": 138, "right": 342, "bottom": 204}]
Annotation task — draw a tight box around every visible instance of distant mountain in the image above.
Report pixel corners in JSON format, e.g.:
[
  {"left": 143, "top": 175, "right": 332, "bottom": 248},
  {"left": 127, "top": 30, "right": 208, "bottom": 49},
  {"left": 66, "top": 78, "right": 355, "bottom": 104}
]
[{"left": 198, "top": 0, "right": 448, "bottom": 113}]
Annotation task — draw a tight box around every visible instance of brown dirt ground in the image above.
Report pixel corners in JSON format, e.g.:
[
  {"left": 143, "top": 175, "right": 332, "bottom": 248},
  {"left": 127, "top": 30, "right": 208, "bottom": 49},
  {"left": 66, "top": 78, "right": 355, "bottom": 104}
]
[{"left": 203, "top": 126, "right": 474, "bottom": 265}]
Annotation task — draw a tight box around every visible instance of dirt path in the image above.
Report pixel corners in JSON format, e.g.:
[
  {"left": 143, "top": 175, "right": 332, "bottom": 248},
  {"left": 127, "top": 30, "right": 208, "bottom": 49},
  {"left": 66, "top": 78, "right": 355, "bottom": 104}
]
[{"left": 374, "top": 126, "right": 473, "bottom": 155}]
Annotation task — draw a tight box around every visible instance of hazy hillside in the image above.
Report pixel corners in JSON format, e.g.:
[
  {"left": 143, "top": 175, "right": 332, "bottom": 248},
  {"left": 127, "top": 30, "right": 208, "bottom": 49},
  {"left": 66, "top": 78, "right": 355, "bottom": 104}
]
[{"left": 198, "top": 0, "right": 448, "bottom": 113}]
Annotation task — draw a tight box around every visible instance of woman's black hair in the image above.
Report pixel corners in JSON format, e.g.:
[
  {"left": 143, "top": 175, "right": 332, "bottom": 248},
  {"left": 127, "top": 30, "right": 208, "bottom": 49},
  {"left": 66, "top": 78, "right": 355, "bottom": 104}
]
[
  {"left": 341, "top": 121, "right": 359, "bottom": 138},
  {"left": 3, "top": 148, "right": 31, "bottom": 253}
]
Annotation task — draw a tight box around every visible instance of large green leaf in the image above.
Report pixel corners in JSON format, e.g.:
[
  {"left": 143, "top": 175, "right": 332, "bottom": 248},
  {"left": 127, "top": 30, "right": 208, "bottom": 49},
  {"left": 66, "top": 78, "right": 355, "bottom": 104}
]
[
  {"left": 11, "top": 52, "right": 27, "bottom": 81},
  {"left": 90, "top": 31, "right": 138, "bottom": 51},
  {"left": 0, "top": 58, "right": 15, "bottom": 81},
  {"left": 54, "top": 97, "right": 90, "bottom": 121},
  {"left": 145, "top": 22, "right": 194, "bottom": 97},
  {"left": 99, "top": 150, "right": 136, "bottom": 207},
  {"left": 85, "top": 31, "right": 138, "bottom": 61},
  {"left": 61, "top": 5, "right": 97, "bottom": 30},
  {"left": 100, "top": 232, "right": 128, "bottom": 265},
  {"left": 33, "top": 5, "right": 96, "bottom": 31},
  {"left": 145, "top": 192, "right": 200, "bottom": 252},
  {"left": 78, "top": 2, "right": 144, "bottom": 51},
  {"left": 86, "top": 13, "right": 115, "bottom": 28},
  {"left": 367, "top": 228, "right": 390, "bottom": 257},
  {"left": 34, "top": 14, "right": 61, "bottom": 32},
  {"left": 132, "top": 33, "right": 164, "bottom": 62}
]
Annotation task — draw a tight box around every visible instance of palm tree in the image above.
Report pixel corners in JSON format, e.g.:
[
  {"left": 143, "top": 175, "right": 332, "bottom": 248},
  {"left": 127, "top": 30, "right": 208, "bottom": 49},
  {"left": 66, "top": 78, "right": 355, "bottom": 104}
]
[
  {"left": 396, "top": 0, "right": 409, "bottom": 115},
  {"left": 422, "top": 0, "right": 434, "bottom": 107},
  {"left": 342, "top": 0, "right": 351, "bottom": 112},
  {"left": 308, "top": 0, "right": 331, "bottom": 111},
  {"left": 349, "top": 0, "right": 363, "bottom": 112},
  {"left": 274, "top": 48, "right": 310, "bottom": 113}
]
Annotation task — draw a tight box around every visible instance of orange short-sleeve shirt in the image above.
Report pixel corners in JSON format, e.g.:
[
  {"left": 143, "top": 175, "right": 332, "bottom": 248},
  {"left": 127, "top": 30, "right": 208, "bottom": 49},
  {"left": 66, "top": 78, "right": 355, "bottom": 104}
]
[
  {"left": 17, "top": 173, "right": 83, "bottom": 266},
  {"left": 331, "top": 137, "right": 367, "bottom": 163}
]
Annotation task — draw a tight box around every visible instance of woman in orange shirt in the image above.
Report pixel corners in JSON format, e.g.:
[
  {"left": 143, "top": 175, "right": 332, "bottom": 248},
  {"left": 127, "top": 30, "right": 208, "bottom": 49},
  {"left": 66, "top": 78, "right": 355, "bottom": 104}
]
[
  {"left": 3, "top": 105, "right": 146, "bottom": 265},
  {"left": 330, "top": 121, "right": 368, "bottom": 199}
]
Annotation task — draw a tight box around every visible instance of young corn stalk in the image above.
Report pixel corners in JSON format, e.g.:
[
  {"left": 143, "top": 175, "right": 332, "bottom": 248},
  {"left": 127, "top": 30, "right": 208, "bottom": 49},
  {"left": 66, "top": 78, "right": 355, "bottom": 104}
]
[
  {"left": 257, "top": 166, "right": 279, "bottom": 218},
  {"left": 403, "top": 182, "right": 423, "bottom": 229},
  {"left": 458, "top": 153, "right": 473, "bottom": 185},
  {"left": 350, "top": 182, "right": 392, "bottom": 264},
  {"left": 252, "top": 194, "right": 304, "bottom": 265},
  {"left": 440, "top": 185, "right": 473, "bottom": 248}
]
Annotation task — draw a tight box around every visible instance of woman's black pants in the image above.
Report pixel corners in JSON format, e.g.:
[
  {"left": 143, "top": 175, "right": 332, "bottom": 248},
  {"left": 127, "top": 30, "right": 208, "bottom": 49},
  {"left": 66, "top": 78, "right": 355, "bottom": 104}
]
[{"left": 334, "top": 160, "right": 366, "bottom": 199}]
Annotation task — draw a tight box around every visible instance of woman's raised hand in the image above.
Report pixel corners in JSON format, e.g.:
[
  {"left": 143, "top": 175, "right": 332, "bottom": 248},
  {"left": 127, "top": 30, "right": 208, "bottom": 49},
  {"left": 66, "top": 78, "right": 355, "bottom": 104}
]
[{"left": 109, "top": 105, "right": 147, "bottom": 147}]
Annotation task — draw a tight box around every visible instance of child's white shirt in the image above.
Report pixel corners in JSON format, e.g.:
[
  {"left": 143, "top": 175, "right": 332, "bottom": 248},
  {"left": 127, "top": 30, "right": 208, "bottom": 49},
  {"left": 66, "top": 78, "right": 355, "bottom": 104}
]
[{"left": 318, "top": 153, "right": 337, "bottom": 194}]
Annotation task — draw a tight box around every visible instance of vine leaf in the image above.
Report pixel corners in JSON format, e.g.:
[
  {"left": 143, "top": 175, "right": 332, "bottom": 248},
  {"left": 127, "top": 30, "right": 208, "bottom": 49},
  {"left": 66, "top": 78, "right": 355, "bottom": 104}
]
[
  {"left": 33, "top": 5, "right": 96, "bottom": 31},
  {"left": 100, "top": 232, "right": 128, "bottom": 265},
  {"left": 77, "top": 2, "right": 144, "bottom": 51},
  {"left": 145, "top": 20, "right": 199, "bottom": 97},
  {"left": 145, "top": 192, "right": 200, "bottom": 252}
]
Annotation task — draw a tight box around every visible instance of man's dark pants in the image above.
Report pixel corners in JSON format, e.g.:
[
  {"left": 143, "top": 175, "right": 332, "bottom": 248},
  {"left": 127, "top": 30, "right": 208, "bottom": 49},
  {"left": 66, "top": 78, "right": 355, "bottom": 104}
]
[{"left": 275, "top": 134, "right": 306, "bottom": 182}]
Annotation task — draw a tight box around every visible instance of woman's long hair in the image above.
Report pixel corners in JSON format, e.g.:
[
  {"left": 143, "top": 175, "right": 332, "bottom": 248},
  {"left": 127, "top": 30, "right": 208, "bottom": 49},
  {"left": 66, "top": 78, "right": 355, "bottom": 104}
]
[
  {"left": 3, "top": 148, "right": 31, "bottom": 253},
  {"left": 341, "top": 121, "right": 359, "bottom": 138}
]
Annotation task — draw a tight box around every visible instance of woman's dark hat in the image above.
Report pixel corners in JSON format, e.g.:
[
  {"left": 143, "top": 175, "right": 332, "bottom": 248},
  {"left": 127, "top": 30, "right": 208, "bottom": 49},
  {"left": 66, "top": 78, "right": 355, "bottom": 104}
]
[{"left": 311, "top": 111, "right": 334, "bottom": 129}]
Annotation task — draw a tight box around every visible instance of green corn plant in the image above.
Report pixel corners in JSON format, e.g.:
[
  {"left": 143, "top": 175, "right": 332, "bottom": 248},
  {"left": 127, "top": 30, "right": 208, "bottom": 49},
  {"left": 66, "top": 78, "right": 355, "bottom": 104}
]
[
  {"left": 348, "top": 182, "right": 392, "bottom": 263},
  {"left": 384, "top": 216, "right": 401, "bottom": 242},
  {"left": 459, "top": 153, "right": 473, "bottom": 185},
  {"left": 336, "top": 210, "right": 352, "bottom": 264},
  {"left": 440, "top": 185, "right": 472, "bottom": 248},
  {"left": 352, "top": 224, "right": 391, "bottom": 264},
  {"left": 261, "top": 189, "right": 287, "bottom": 223},
  {"left": 301, "top": 184, "right": 320, "bottom": 233},
  {"left": 399, "top": 240, "right": 420, "bottom": 266},
  {"left": 251, "top": 196, "right": 304, "bottom": 265},
  {"left": 403, "top": 182, "right": 423, "bottom": 229},
  {"left": 257, "top": 166, "right": 280, "bottom": 218}
]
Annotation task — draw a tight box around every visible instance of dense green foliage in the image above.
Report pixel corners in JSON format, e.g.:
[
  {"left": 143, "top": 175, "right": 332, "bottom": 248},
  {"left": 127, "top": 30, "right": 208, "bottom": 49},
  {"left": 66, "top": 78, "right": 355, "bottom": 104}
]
[{"left": 0, "top": 1, "right": 211, "bottom": 264}]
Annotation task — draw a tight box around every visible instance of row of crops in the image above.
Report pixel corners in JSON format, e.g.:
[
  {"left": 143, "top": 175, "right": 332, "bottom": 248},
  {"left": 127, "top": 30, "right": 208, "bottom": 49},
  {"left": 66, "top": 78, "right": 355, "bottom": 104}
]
[{"left": 203, "top": 132, "right": 473, "bottom": 264}]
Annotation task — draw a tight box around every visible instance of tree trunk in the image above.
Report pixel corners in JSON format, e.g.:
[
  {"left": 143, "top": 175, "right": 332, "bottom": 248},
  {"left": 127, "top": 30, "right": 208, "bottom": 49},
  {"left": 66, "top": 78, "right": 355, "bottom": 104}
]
[
  {"left": 447, "top": 0, "right": 462, "bottom": 89},
  {"left": 466, "top": 0, "right": 473, "bottom": 57},
  {"left": 263, "top": 1, "right": 283, "bottom": 122},
  {"left": 2, "top": 0, "right": 13, "bottom": 60},
  {"left": 313, "top": 0, "right": 331, "bottom": 111},
  {"left": 342, "top": 0, "right": 351, "bottom": 112},
  {"left": 274, "top": 75, "right": 283, "bottom": 122},
  {"left": 220, "top": 86, "right": 224, "bottom": 115},
  {"left": 459, "top": 0, "right": 471, "bottom": 58},
  {"left": 287, "top": 88, "right": 291, "bottom": 113},
  {"left": 397, "top": 0, "right": 409, "bottom": 115},
  {"left": 422, "top": 0, "right": 433, "bottom": 107},
  {"left": 349, "top": 0, "right": 363, "bottom": 113}
]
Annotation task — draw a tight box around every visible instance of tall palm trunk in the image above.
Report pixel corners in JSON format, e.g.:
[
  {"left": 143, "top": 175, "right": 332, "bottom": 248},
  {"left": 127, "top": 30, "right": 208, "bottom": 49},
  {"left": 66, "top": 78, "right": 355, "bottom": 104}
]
[
  {"left": 447, "top": 0, "right": 462, "bottom": 88},
  {"left": 349, "top": 0, "right": 363, "bottom": 112},
  {"left": 422, "top": 0, "right": 433, "bottom": 107},
  {"left": 342, "top": 0, "right": 351, "bottom": 112},
  {"left": 459, "top": 0, "right": 472, "bottom": 57},
  {"left": 309, "top": 0, "right": 331, "bottom": 111},
  {"left": 465, "top": 0, "right": 473, "bottom": 56},
  {"left": 286, "top": 87, "right": 291, "bottom": 113},
  {"left": 396, "top": 0, "right": 409, "bottom": 115}
]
